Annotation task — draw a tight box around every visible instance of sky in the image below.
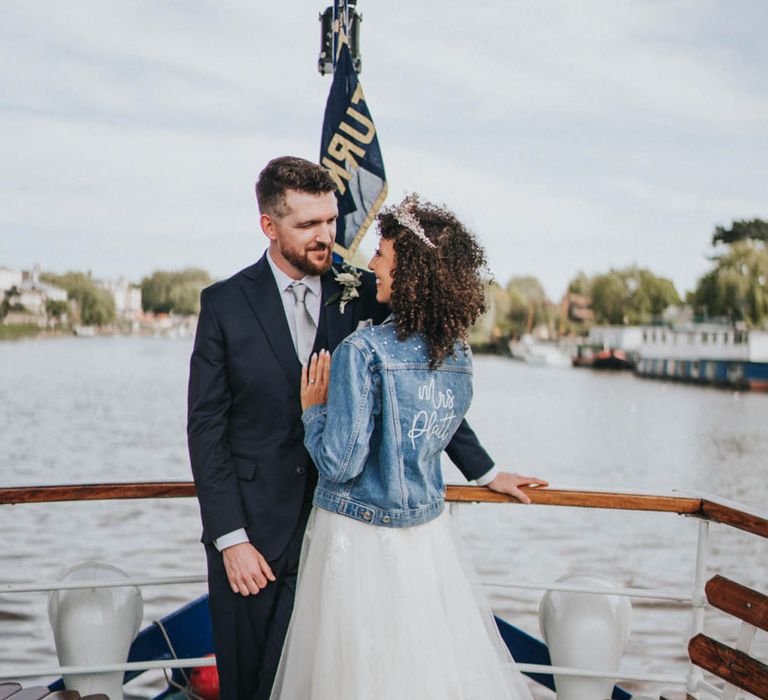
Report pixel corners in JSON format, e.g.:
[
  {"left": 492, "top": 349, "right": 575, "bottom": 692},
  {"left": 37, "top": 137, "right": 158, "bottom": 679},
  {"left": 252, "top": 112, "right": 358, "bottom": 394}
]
[{"left": 1, "top": 1, "right": 767, "bottom": 300}]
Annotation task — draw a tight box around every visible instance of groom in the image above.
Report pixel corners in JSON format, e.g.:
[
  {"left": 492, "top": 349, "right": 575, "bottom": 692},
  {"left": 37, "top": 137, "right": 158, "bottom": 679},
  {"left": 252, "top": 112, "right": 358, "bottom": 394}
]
[{"left": 187, "top": 156, "right": 536, "bottom": 700}]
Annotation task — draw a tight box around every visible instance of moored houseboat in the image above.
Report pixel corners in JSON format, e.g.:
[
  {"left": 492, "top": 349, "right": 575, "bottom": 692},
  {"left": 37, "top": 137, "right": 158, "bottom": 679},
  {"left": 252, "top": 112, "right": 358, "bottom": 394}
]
[
  {"left": 634, "top": 324, "right": 768, "bottom": 391},
  {"left": 574, "top": 327, "right": 643, "bottom": 370}
]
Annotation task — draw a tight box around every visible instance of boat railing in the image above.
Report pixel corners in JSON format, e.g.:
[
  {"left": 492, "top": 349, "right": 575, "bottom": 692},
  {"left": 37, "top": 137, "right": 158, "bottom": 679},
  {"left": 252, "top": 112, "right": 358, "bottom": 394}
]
[{"left": 1, "top": 483, "right": 766, "bottom": 697}]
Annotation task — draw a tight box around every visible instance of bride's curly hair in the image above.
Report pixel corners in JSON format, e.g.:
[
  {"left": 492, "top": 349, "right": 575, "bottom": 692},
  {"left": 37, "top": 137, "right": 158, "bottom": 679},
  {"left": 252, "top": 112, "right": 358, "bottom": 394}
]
[{"left": 377, "top": 194, "right": 487, "bottom": 369}]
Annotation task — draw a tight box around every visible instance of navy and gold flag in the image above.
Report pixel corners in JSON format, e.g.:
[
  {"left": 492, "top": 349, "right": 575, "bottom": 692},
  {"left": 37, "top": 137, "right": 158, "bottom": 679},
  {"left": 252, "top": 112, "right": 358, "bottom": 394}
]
[{"left": 320, "top": 35, "right": 387, "bottom": 264}]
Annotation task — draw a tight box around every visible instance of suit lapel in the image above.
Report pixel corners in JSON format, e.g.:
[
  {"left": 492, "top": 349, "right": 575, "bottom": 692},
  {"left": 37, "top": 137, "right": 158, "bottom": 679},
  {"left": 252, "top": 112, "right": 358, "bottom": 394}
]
[
  {"left": 239, "top": 258, "right": 360, "bottom": 387},
  {"left": 239, "top": 255, "right": 302, "bottom": 388},
  {"left": 317, "top": 271, "right": 353, "bottom": 353}
]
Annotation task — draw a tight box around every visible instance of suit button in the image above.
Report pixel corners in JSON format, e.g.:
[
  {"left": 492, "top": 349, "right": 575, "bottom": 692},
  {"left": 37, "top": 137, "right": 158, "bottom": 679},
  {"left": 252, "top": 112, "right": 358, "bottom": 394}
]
[
  {"left": 362, "top": 510, "right": 372, "bottom": 521},
  {"left": 382, "top": 515, "right": 391, "bottom": 523},
  {"left": 296, "top": 466, "right": 306, "bottom": 475}
]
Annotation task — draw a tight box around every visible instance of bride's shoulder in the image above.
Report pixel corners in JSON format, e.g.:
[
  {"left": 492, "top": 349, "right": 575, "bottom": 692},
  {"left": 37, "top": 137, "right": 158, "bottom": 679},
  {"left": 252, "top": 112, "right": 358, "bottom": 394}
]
[
  {"left": 347, "top": 320, "right": 393, "bottom": 344},
  {"left": 342, "top": 321, "right": 397, "bottom": 357}
]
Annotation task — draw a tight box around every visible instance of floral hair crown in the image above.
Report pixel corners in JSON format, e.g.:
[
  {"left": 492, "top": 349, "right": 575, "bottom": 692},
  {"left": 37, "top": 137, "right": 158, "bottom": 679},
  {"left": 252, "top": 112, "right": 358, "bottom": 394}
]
[{"left": 388, "top": 194, "right": 437, "bottom": 249}]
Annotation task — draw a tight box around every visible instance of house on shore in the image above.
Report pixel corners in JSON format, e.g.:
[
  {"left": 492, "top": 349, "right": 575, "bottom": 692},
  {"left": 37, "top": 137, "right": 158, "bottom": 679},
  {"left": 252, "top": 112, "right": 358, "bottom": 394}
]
[{"left": 2, "top": 265, "right": 68, "bottom": 327}]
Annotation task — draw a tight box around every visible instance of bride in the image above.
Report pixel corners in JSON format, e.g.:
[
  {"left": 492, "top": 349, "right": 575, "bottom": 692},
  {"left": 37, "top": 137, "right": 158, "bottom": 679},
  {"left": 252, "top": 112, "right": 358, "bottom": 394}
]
[{"left": 269, "top": 194, "right": 546, "bottom": 699}]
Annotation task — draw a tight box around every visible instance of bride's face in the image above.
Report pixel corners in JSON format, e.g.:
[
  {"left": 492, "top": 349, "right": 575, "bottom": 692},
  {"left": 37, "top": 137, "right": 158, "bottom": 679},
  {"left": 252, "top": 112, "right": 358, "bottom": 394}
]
[{"left": 369, "top": 238, "right": 395, "bottom": 304}]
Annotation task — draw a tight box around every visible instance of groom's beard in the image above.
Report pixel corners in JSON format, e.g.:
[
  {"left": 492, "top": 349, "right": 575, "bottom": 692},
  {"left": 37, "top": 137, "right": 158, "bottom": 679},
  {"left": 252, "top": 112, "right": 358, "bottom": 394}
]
[{"left": 282, "top": 242, "right": 333, "bottom": 276}]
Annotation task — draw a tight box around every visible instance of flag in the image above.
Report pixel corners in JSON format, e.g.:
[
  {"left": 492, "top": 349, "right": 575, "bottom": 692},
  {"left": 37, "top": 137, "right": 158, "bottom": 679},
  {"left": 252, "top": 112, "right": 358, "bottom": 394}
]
[{"left": 320, "top": 36, "right": 387, "bottom": 264}]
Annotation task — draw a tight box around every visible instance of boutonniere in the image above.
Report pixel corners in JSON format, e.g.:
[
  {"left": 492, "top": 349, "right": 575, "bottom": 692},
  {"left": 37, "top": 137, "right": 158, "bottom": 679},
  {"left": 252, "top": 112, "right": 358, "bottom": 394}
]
[{"left": 324, "top": 262, "right": 363, "bottom": 314}]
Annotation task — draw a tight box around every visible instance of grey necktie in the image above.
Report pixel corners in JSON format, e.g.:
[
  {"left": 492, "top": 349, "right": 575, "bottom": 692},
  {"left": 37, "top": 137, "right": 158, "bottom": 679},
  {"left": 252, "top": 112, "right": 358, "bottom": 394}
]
[{"left": 289, "top": 281, "right": 317, "bottom": 365}]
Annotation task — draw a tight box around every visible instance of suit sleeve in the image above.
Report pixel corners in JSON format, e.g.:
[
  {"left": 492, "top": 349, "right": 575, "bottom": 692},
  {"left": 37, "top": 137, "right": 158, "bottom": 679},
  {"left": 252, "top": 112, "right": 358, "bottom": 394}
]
[
  {"left": 445, "top": 419, "right": 496, "bottom": 482},
  {"left": 187, "top": 290, "right": 245, "bottom": 543}
]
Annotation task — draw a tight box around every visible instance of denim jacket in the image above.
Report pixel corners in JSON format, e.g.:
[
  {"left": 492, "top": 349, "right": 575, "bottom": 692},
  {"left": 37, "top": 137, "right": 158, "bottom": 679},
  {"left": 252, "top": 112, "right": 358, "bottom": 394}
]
[{"left": 302, "top": 316, "right": 473, "bottom": 527}]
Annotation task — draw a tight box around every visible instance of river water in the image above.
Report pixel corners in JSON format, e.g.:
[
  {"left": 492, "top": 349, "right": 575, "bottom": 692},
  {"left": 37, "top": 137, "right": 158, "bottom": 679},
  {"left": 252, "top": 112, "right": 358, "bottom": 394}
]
[{"left": 1, "top": 336, "right": 766, "bottom": 698}]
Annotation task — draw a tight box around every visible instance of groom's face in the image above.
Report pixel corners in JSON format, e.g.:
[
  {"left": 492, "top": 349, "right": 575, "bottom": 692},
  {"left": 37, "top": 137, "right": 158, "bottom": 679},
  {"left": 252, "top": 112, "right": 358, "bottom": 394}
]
[{"left": 262, "top": 189, "right": 337, "bottom": 278}]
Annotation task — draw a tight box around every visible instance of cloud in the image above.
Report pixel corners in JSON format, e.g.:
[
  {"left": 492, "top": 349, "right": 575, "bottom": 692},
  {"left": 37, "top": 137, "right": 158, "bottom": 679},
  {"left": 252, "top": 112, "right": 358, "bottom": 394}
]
[{"left": 1, "top": 1, "right": 766, "bottom": 299}]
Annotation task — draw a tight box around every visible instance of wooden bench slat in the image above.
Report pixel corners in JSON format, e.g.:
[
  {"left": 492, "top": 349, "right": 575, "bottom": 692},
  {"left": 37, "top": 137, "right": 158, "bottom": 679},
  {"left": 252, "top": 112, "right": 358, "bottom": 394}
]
[
  {"left": 689, "top": 633, "right": 768, "bottom": 700},
  {"left": 706, "top": 575, "right": 768, "bottom": 632}
]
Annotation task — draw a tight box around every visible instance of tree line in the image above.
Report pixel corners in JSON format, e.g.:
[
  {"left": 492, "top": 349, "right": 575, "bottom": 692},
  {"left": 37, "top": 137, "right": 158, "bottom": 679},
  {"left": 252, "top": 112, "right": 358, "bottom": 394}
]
[
  {"left": 33, "top": 268, "right": 212, "bottom": 326},
  {"left": 11, "top": 219, "right": 767, "bottom": 331},
  {"left": 39, "top": 272, "right": 117, "bottom": 326},
  {"left": 473, "top": 218, "right": 768, "bottom": 341},
  {"left": 140, "top": 268, "right": 212, "bottom": 315}
]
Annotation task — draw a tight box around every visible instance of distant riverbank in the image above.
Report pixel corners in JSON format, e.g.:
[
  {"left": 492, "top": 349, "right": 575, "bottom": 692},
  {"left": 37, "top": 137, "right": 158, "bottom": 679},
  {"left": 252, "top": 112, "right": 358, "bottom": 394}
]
[
  {"left": 0, "top": 316, "right": 197, "bottom": 342},
  {"left": 0, "top": 323, "right": 507, "bottom": 348},
  {"left": 0, "top": 324, "right": 45, "bottom": 341}
]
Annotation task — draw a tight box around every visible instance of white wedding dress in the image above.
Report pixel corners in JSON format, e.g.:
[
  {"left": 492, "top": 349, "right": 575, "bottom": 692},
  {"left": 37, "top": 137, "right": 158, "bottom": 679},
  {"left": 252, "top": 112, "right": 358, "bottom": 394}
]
[{"left": 269, "top": 506, "right": 533, "bottom": 700}]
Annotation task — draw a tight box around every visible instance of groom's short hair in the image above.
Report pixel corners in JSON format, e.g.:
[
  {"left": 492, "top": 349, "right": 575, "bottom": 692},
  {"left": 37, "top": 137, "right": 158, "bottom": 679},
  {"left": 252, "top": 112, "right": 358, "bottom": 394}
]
[{"left": 256, "top": 156, "right": 336, "bottom": 218}]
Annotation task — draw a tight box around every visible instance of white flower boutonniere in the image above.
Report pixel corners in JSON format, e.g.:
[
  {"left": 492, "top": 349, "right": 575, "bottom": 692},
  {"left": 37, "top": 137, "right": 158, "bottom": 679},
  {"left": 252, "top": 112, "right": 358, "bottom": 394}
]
[{"left": 325, "top": 263, "right": 363, "bottom": 314}]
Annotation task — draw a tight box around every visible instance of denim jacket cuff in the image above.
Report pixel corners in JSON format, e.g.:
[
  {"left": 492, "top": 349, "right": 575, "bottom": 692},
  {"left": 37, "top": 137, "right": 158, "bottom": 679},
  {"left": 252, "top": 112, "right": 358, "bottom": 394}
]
[{"left": 302, "top": 404, "right": 328, "bottom": 425}]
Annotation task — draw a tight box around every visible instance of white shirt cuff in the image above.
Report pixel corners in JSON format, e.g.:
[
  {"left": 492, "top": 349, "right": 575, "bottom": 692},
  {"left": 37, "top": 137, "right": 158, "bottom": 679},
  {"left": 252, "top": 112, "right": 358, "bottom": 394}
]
[
  {"left": 474, "top": 466, "right": 500, "bottom": 487},
  {"left": 214, "top": 528, "right": 249, "bottom": 551}
]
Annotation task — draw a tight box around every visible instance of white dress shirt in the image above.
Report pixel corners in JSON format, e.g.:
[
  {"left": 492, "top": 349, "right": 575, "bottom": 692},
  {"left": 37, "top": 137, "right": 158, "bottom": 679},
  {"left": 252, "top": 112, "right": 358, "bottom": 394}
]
[{"left": 265, "top": 250, "right": 322, "bottom": 351}]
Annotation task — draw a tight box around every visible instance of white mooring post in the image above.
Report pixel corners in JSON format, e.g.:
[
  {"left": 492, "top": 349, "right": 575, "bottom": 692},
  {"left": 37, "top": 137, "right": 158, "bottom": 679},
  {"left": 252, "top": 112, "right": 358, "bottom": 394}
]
[
  {"left": 48, "top": 561, "right": 143, "bottom": 700},
  {"left": 539, "top": 573, "right": 632, "bottom": 700}
]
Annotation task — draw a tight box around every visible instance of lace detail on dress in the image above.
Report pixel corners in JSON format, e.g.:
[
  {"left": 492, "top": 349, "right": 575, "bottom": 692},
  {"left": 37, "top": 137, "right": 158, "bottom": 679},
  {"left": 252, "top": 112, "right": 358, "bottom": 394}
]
[
  {"left": 324, "top": 530, "right": 351, "bottom": 586},
  {"left": 377, "top": 524, "right": 405, "bottom": 561}
]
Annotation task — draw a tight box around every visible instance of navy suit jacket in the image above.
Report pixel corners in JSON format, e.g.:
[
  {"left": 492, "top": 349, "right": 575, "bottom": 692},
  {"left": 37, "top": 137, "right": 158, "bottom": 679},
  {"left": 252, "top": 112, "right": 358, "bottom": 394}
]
[{"left": 187, "top": 253, "right": 494, "bottom": 560}]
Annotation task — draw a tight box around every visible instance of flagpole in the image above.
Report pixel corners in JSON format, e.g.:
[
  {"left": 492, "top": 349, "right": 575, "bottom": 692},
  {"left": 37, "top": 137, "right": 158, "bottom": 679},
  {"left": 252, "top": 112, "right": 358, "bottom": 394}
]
[
  {"left": 332, "top": 0, "right": 339, "bottom": 73},
  {"left": 332, "top": 0, "right": 349, "bottom": 73}
]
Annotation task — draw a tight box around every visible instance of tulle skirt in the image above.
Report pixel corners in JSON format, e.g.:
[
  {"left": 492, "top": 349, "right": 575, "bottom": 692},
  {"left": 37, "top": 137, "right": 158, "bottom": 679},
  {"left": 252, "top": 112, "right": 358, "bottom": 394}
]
[{"left": 269, "top": 506, "right": 533, "bottom": 700}]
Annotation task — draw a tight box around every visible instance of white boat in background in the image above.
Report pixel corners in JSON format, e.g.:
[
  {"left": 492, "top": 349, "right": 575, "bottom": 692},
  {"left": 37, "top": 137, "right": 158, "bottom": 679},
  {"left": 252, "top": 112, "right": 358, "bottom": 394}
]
[
  {"left": 510, "top": 334, "right": 572, "bottom": 367},
  {"left": 73, "top": 326, "right": 96, "bottom": 338}
]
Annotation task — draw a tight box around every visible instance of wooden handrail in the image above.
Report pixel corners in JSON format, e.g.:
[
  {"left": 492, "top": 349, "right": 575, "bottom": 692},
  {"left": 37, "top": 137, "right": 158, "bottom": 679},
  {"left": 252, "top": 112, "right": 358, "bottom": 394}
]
[
  {"left": 0, "top": 482, "right": 196, "bottom": 505},
  {"left": 700, "top": 496, "right": 768, "bottom": 539},
  {"left": 447, "top": 485, "right": 701, "bottom": 514},
  {"left": 0, "top": 482, "right": 699, "bottom": 511},
  {"left": 0, "top": 482, "right": 765, "bottom": 539},
  {"left": 688, "top": 634, "right": 768, "bottom": 700},
  {"left": 705, "top": 575, "right": 768, "bottom": 632}
]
